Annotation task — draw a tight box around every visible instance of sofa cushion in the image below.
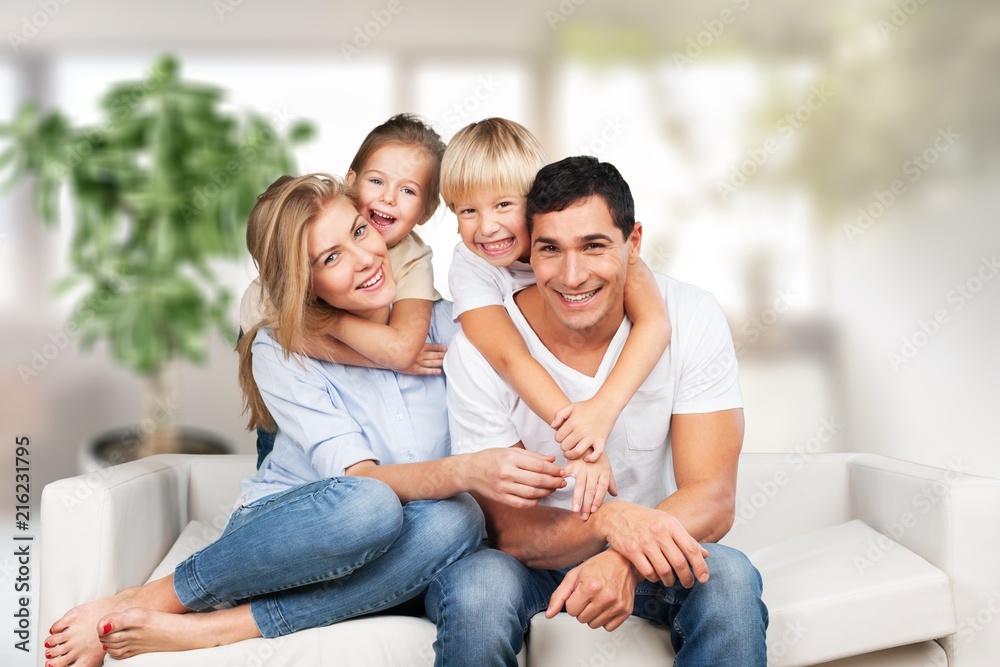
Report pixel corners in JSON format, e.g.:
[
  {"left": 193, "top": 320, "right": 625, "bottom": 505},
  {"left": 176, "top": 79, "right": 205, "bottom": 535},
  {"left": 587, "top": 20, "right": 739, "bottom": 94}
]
[
  {"left": 751, "top": 519, "right": 956, "bottom": 667},
  {"left": 146, "top": 520, "right": 223, "bottom": 583}
]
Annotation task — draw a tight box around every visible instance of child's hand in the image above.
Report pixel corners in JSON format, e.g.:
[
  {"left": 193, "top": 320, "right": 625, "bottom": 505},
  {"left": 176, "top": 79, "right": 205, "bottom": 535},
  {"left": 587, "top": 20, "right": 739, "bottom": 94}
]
[
  {"left": 564, "top": 451, "right": 618, "bottom": 521},
  {"left": 400, "top": 343, "right": 447, "bottom": 375},
  {"left": 551, "top": 398, "right": 620, "bottom": 462}
]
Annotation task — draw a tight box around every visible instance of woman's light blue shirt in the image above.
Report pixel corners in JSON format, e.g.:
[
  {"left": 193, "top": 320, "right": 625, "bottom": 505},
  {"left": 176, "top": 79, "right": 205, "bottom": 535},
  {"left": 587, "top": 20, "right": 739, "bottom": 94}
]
[{"left": 237, "top": 300, "right": 459, "bottom": 507}]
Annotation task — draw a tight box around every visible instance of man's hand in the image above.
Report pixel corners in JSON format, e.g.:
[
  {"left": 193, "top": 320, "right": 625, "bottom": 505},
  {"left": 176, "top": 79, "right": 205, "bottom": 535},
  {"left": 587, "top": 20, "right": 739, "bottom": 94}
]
[
  {"left": 563, "top": 451, "right": 618, "bottom": 521},
  {"left": 462, "top": 448, "right": 567, "bottom": 508},
  {"left": 597, "top": 502, "right": 710, "bottom": 587},
  {"left": 546, "top": 549, "right": 640, "bottom": 631}
]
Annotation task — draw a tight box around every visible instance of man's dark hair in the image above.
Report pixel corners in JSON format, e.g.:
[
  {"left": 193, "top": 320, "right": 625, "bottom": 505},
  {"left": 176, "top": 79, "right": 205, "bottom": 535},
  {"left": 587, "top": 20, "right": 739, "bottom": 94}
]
[{"left": 526, "top": 156, "right": 635, "bottom": 240}]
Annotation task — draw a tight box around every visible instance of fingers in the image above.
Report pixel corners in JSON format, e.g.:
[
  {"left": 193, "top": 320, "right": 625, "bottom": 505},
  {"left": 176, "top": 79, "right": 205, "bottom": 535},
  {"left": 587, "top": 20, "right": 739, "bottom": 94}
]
[
  {"left": 571, "top": 468, "right": 588, "bottom": 516},
  {"left": 550, "top": 404, "right": 574, "bottom": 430},
  {"left": 607, "top": 470, "right": 618, "bottom": 497},
  {"left": 546, "top": 570, "right": 577, "bottom": 618},
  {"left": 588, "top": 472, "right": 611, "bottom": 517},
  {"left": 583, "top": 440, "right": 605, "bottom": 462}
]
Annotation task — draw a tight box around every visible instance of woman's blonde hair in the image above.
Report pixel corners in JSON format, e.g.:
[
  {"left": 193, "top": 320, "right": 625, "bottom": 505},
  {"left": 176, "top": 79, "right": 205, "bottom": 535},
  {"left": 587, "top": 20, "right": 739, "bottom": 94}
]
[
  {"left": 236, "top": 173, "right": 353, "bottom": 431},
  {"left": 347, "top": 113, "right": 446, "bottom": 222},
  {"left": 439, "top": 118, "right": 548, "bottom": 210}
]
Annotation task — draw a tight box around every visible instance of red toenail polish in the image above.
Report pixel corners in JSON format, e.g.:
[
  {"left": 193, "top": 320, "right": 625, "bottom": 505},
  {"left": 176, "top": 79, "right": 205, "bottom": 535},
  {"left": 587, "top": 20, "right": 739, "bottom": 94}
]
[
  {"left": 44, "top": 641, "right": 51, "bottom": 648},
  {"left": 103, "top": 645, "right": 108, "bottom": 651},
  {"left": 45, "top": 652, "right": 52, "bottom": 659},
  {"left": 102, "top": 623, "right": 112, "bottom": 634}
]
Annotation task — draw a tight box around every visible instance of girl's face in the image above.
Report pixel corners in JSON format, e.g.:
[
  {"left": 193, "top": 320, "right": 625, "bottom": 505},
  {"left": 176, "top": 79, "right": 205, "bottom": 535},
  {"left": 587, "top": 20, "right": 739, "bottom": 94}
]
[
  {"left": 308, "top": 196, "right": 396, "bottom": 318},
  {"left": 348, "top": 143, "right": 434, "bottom": 249}
]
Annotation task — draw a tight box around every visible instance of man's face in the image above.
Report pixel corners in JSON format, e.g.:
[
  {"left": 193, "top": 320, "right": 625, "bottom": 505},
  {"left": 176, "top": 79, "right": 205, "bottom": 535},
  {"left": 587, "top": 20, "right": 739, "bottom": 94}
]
[{"left": 529, "top": 195, "right": 641, "bottom": 333}]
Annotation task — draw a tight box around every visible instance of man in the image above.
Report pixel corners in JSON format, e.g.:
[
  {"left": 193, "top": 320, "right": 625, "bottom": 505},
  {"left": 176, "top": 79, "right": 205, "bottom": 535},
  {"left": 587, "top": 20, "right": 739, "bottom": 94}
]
[{"left": 427, "top": 156, "right": 767, "bottom": 666}]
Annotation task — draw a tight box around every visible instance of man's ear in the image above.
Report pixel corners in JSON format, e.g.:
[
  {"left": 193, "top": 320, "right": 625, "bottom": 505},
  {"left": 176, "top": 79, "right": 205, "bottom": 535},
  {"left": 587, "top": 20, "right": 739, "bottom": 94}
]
[
  {"left": 345, "top": 170, "right": 357, "bottom": 187},
  {"left": 627, "top": 221, "right": 643, "bottom": 265}
]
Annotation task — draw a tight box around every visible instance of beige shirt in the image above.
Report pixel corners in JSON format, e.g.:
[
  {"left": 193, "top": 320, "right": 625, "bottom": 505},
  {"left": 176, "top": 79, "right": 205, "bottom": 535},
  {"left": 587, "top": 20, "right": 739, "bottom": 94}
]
[{"left": 239, "top": 231, "right": 441, "bottom": 332}]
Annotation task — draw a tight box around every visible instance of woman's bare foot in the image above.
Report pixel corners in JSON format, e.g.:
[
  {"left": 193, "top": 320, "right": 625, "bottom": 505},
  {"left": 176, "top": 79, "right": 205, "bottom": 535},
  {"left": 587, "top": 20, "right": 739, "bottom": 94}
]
[
  {"left": 44, "top": 587, "right": 140, "bottom": 667},
  {"left": 99, "top": 605, "right": 261, "bottom": 658}
]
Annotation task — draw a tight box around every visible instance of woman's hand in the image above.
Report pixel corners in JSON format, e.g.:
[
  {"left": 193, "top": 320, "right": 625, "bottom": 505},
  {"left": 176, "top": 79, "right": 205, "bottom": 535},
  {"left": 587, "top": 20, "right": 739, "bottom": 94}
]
[
  {"left": 563, "top": 451, "right": 618, "bottom": 521},
  {"left": 462, "top": 447, "right": 567, "bottom": 508}
]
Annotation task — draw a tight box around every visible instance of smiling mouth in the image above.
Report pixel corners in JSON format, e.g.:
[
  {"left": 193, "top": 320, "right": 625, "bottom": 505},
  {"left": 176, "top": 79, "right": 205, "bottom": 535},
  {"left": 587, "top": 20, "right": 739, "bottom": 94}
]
[
  {"left": 557, "top": 288, "right": 600, "bottom": 305},
  {"left": 478, "top": 238, "right": 515, "bottom": 256},
  {"left": 357, "top": 266, "right": 385, "bottom": 290},
  {"left": 368, "top": 209, "right": 396, "bottom": 231}
]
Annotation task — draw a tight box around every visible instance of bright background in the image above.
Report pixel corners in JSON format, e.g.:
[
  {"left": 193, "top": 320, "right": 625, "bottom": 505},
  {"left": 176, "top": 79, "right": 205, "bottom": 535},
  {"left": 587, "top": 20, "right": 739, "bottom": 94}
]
[{"left": 0, "top": 1, "right": 998, "bottom": 663}]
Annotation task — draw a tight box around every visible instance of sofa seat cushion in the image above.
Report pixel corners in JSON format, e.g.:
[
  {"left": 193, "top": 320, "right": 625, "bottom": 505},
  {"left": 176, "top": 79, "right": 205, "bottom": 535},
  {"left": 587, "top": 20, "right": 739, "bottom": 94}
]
[{"left": 751, "top": 519, "right": 956, "bottom": 667}]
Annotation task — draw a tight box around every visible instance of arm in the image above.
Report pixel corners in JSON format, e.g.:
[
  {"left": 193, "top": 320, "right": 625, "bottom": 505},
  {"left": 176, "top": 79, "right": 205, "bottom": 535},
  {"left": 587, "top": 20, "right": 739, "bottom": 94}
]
[
  {"left": 300, "top": 299, "right": 444, "bottom": 374},
  {"left": 459, "top": 305, "right": 570, "bottom": 425},
  {"left": 461, "top": 305, "right": 617, "bottom": 518},
  {"left": 553, "top": 259, "right": 671, "bottom": 460},
  {"left": 345, "top": 446, "right": 566, "bottom": 505}
]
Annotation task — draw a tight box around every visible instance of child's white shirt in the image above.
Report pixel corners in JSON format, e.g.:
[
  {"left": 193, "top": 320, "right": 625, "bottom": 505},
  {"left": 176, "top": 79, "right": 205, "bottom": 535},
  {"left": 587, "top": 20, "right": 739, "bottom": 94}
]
[{"left": 447, "top": 242, "right": 536, "bottom": 322}]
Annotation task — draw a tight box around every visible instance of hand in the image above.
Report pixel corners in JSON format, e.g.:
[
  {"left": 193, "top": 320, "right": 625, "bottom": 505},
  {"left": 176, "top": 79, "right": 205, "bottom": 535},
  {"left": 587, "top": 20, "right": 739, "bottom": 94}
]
[
  {"left": 563, "top": 452, "right": 618, "bottom": 521},
  {"left": 463, "top": 447, "right": 567, "bottom": 508},
  {"left": 546, "top": 549, "right": 640, "bottom": 631},
  {"left": 597, "top": 502, "right": 710, "bottom": 588},
  {"left": 551, "top": 398, "right": 618, "bottom": 462},
  {"left": 399, "top": 343, "right": 446, "bottom": 375}
]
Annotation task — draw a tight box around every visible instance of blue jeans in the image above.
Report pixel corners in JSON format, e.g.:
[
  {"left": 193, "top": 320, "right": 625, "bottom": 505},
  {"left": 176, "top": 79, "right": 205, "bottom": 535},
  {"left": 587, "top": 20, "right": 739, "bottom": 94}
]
[
  {"left": 173, "top": 476, "right": 485, "bottom": 637},
  {"left": 425, "top": 543, "right": 767, "bottom": 666}
]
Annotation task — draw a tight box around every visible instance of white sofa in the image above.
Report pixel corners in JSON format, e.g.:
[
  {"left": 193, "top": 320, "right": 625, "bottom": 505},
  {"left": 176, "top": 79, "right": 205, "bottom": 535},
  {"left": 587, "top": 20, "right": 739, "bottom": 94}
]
[{"left": 39, "top": 452, "right": 1000, "bottom": 666}]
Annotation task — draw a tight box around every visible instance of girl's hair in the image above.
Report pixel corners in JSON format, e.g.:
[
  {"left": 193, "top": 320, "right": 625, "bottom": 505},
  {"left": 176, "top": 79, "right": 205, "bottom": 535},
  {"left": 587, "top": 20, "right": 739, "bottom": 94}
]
[
  {"left": 347, "top": 113, "right": 446, "bottom": 222},
  {"left": 236, "top": 173, "right": 354, "bottom": 431},
  {"left": 439, "top": 118, "right": 548, "bottom": 210}
]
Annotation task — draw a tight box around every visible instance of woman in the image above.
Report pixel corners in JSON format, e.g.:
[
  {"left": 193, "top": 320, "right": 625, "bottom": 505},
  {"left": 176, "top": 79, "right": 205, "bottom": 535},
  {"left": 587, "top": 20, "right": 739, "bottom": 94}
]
[{"left": 43, "top": 174, "right": 567, "bottom": 667}]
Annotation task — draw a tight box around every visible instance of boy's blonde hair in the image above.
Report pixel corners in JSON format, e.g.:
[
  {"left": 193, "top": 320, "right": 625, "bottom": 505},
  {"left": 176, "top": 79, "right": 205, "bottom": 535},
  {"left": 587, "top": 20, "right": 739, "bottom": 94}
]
[
  {"left": 348, "top": 113, "right": 446, "bottom": 221},
  {"left": 440, "top": 118, "right": 548, "bottom": 210},
  {"left": 236, "top": 173, "right": 354, "bottom": 431}
]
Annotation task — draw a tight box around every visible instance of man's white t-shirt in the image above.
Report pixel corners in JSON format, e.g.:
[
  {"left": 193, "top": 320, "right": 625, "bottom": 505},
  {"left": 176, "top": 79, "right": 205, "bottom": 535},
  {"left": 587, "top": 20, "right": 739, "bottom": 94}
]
[
  {"left": 444, "top": 273, "right": 743, "bottom": 510},
  {"left": 448, "top": 242, "right": 536, "bottom": 321}
]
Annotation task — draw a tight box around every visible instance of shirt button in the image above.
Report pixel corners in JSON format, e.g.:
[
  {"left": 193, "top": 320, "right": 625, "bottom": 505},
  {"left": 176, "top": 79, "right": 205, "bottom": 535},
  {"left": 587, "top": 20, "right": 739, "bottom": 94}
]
[
  {"left": 395, "top": 413, "right": 403, "bottom": 421},
  {"left": 406, "top": 452, "right": 414, "bottom": 460}
]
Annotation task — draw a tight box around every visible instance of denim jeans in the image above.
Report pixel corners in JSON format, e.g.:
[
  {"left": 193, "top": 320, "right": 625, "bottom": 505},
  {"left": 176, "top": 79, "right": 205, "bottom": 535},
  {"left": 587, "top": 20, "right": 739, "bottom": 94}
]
[
  {"left": 173, "top": 476, "right": 485, "bottom": 637},
  {"left": 425, "top": 542, "right": 768, "bottom": 666}
]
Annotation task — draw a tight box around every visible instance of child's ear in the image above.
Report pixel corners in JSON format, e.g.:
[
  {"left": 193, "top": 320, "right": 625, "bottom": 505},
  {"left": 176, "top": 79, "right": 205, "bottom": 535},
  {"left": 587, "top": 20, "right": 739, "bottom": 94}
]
[{"left": 345, "top": 170, "right": 357, "bottom": 187}]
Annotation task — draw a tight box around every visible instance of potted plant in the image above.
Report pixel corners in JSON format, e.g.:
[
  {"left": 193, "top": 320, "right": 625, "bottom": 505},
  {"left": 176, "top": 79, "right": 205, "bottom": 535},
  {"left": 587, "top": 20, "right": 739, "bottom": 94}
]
[{"left": 0, "top": 54, "right": 314, "bottom": 467}]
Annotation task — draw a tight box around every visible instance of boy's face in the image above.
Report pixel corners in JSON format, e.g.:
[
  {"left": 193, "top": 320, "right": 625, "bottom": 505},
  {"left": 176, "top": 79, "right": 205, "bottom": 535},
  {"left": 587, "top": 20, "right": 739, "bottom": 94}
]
[
  {"left": 454, "top": 191, "right": 531, "bottom": 267},
  {"left": 347, "top": 143, "right": 433, "bottom": 249}
]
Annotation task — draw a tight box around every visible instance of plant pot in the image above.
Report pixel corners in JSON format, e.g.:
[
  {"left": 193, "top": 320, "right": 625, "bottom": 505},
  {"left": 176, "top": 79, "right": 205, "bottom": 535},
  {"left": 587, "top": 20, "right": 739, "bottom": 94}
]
[{"left": 77, "top": 425, "right": 233, "bottom": 473}]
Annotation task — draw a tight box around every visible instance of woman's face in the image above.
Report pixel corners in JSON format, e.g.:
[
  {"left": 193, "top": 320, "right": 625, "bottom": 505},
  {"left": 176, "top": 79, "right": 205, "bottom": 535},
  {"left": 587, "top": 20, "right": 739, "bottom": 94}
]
[{"left": 308, "top": 196, "right": 396, "bottom": 317}]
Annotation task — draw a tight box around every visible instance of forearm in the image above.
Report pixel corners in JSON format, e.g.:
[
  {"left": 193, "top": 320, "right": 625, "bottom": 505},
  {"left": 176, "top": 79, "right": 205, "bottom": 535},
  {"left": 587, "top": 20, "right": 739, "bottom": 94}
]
[
  {"left": 479, "top": 495, "right": 608, "bottom": 569},
  {"left": 300, "top": 335, "right": 385, "bottom": 368},
  {"left": 602, "top": 259, "right": 670, "bottom": 412},
  {"left": 329, "top": 299, "right": 431, "bottom": 370},
  {"left": 654, "top": 480, "right": 736, "bottom": 544},
  {"left": 346, "top": 456, "right": 466, "bottom": 504},
  {"left": 462, "top": 307, "right": 570, "bottom": 423}
]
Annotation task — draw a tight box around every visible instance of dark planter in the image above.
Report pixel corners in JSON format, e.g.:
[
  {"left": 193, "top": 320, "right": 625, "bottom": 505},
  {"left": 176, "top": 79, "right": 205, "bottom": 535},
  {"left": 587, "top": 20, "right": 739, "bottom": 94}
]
[{"left": 77, "top": 425, "right": 233, "bottom": 473}]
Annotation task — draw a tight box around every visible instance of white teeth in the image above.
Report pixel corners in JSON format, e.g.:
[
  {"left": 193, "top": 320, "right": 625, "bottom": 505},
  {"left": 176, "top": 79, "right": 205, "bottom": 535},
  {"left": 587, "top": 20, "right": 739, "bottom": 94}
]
[
  {"left": 481, "top": 238, "right": 514, "bottom": 251},
  {"left": 359, "top": 268, "right": 383, "bottom": 289},
  {"left": 562, "top": 289, "right": 598, "bottom": 302}
]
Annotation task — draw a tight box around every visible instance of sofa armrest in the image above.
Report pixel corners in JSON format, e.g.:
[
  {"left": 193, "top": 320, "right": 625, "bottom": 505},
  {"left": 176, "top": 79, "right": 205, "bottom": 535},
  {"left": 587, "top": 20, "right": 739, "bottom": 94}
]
[
  {"left": 38, "top": 454, "right": 194, "bottom": 649},
  {"left": 848, "top": 453, "right": 1000, "bottom": 666}
]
